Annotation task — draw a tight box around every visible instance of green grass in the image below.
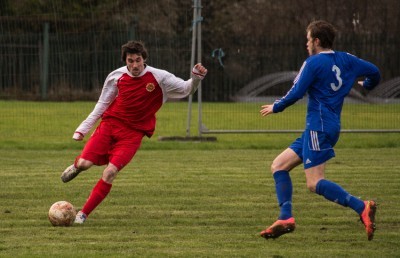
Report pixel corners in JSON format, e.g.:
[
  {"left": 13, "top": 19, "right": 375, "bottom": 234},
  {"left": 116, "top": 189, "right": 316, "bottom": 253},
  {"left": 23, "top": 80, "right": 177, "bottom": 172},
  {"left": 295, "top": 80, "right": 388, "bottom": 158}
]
[
  {"left": 1, "top": 101, "right": 400, "bottom": 257},
  {"left": 0, "top": 100, "right": 400, "bottom": 150},
  {"left": 1, "top": 149, "right": 400, "bottom": 257}
]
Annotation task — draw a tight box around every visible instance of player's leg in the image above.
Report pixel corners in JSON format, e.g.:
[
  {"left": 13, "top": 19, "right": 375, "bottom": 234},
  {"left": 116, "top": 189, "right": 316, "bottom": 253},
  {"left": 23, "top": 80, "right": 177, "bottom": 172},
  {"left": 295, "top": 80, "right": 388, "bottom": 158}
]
[
  {"left": 271, "top": 148, "right": 302, "bottom": 220},
  {"left": 75, "top": 128, "right": 145, "bottom": 224},
  {"left": 75, "top": 163, "right": 117, "bottom": 224},
  {"left": 61, "top": 156, "right": 94, "bottom": 183},
  {"left": 306, "top": 163, "right": 365, "bottom": 211},
  {"left": 306, "top": 164, "right": 376, "bottom": 240},
  {"left": 61, "top": 122, "right": 111, "bottom": 183},
  {"left": 303, "top": 129, "right": 364, "bottom": 212},
  {"left": 304, "top": 130, "right": 377, "bottom": 240},
  {"left": 260, "top": 144, "right": 302, "bottom": 239}
]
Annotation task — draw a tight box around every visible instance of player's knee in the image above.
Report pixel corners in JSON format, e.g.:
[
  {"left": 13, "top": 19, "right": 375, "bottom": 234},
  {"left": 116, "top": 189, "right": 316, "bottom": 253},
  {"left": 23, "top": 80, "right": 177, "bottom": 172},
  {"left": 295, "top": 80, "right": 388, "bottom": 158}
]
[
  {"left": 271, "top": 159, "right": 283, "bottom": 173},
  {"left": 270, "top": 164, "right": 276, "bottom": 174},
  {"left": 76, "top": 159, "right": 92, "bottom": 170},
  {"left": 102, "top": 166, "right": 118, "bottom": 183}
]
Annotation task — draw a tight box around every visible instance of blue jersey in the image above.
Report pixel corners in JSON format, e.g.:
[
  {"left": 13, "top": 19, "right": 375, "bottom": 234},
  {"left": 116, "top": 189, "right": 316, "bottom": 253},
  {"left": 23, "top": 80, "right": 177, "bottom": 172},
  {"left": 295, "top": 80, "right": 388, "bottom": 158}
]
[{"left": 273, "top": 51, "right": 380, "bottom": 132}]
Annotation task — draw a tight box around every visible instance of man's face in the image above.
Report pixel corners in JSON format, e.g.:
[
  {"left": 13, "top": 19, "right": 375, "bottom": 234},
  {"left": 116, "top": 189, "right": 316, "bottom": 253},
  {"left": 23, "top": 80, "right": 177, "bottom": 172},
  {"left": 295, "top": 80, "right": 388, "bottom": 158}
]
[
  {"left": 126, "top": 53, "right": 145, "bottom": 76},
  {"left": 306, "top": 31, "right": 317, "bottom": 56}
]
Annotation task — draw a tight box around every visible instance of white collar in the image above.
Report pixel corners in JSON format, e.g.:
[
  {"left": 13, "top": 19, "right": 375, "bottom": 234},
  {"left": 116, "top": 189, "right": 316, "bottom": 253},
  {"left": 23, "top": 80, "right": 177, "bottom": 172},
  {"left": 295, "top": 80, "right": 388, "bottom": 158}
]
[{"left": 319, "top": 50, "right": 335, "bottom": 54}]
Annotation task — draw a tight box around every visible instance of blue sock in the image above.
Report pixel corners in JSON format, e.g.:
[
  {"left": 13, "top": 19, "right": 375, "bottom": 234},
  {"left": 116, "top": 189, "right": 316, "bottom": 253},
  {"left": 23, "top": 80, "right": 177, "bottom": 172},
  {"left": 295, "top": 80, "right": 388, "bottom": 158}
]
[
  {"left": 316, "top": 179, "right": 365, "bottom": 214},
  {"left": 273, "top": 170, "right": 293, "bottom": 220}
]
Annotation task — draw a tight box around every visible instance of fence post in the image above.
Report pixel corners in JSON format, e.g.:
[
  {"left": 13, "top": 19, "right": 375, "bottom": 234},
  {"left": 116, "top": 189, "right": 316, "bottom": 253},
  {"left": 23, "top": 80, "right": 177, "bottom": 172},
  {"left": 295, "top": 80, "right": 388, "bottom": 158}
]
[
  {"left": 186, "top": 0, "right": 199, "bottom": 137},
  {"left": 40, "top": 22, "right": 49, "bottom": 100},
  {"left": 196, "top": 0, "right": 203, "bottom": 137}
]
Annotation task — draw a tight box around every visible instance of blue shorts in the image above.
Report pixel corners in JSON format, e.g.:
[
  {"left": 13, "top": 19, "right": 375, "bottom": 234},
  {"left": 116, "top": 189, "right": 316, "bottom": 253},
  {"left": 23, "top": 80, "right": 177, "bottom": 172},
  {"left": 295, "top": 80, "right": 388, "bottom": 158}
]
[{"left": 289, "top": 129, "right": 340, "bottom": 169}]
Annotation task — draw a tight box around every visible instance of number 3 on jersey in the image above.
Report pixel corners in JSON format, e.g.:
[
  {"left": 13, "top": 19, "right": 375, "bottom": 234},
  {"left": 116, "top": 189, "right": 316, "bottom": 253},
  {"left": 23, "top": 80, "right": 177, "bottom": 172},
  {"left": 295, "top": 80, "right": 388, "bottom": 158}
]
[{"left": 330, "top": 65, "right": 343, "bottom": 91}]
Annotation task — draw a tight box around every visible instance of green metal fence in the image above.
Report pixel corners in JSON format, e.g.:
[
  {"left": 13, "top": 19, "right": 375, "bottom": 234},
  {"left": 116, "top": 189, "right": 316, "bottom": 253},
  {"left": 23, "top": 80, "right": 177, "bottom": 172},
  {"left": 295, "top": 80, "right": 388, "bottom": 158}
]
[
  {"left": 2, "top": 16, "right": 400, "bottom": 102},
  {"left": 1, "top": 15, "right": 399, "bottom": 135}
]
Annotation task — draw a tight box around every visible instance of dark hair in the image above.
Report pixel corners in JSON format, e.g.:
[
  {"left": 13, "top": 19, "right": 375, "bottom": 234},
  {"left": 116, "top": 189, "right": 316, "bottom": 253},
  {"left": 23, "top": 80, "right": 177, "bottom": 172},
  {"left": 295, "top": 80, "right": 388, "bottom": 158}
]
[
  {"left": 121, "top": 40, "right": 148, "bottom": 62},
  {"left": 306, "top": 20, "right": 337, "bottom": 49}
]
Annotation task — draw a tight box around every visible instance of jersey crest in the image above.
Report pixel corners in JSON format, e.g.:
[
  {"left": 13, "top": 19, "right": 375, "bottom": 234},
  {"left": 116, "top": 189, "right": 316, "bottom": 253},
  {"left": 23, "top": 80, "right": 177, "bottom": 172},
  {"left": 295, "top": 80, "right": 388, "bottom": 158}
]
[{"left": 146, "top": 83, "right": 155, "bottom": 92}]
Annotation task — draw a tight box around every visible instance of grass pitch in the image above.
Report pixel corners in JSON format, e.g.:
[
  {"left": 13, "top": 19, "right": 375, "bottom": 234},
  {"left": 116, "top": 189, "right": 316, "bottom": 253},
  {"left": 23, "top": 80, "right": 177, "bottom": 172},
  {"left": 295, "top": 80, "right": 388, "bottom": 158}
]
[
  {"left": 1, "top": 148, "right": 400, "bottom": 257},
  {"left": 0, "top": 101, "right": 400, "bottom": 257}
]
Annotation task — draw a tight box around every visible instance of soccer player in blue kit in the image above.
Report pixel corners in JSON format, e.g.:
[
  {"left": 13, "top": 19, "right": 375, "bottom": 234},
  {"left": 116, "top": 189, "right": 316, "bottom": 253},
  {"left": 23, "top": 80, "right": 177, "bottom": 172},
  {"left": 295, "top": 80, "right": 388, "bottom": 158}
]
[{"left": 259, "top": 20, "right": 381, "bottom": 241}]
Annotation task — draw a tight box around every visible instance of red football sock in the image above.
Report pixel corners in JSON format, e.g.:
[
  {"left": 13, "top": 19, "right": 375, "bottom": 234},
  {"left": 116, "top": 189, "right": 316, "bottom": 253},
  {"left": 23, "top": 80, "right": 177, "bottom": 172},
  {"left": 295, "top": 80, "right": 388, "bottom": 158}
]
[{"left": 81, "top": 179, "right": 112, "bottom": 216}]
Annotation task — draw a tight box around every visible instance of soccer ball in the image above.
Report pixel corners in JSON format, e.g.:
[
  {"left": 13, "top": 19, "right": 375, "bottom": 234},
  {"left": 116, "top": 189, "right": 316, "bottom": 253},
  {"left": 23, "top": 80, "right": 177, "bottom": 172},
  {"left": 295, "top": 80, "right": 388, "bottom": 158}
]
[{"left": 48, "top": 201, "right": 76, "bottom": 226}]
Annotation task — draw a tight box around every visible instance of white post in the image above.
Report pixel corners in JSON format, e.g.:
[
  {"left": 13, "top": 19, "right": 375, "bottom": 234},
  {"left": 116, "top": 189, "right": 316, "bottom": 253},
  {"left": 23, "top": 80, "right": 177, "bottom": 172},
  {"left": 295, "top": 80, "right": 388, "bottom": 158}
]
[
  {"left": 186, "top": 0, "right": 199, "bottom": 137},
  {"left": 197, "top": 0, "right": 203, "bottom": 137}
]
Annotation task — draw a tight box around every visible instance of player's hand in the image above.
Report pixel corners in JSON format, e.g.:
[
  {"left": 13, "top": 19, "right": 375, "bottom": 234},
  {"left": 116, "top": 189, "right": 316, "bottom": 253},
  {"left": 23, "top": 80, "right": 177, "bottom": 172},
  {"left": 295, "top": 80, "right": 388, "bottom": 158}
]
[
  {"left": 260, "top": 104, "right": 274, "bottom": 116},
  {"left": 192, "top": 63, "right": 208, "bottom": 79},
  {"left": 357, "top": 81, "right": 364, "bottom": 86},
  {"left": 72, "top": 132, "right": 84, "bottom": 141}
]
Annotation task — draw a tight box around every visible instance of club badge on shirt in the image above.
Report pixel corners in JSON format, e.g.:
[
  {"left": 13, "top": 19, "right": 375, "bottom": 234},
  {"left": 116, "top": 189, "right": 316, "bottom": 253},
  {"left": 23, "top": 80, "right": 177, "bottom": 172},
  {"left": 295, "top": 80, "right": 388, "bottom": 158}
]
[{"left": 146, "top": 83, "right": 155, "bottom": 92}]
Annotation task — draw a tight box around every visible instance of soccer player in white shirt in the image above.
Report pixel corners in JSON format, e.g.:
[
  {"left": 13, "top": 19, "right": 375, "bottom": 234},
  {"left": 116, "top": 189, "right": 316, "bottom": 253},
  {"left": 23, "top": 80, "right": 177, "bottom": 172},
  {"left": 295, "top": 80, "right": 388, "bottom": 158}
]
[{"left": 61, "top": 41, "right": 207, "bottom": 224}]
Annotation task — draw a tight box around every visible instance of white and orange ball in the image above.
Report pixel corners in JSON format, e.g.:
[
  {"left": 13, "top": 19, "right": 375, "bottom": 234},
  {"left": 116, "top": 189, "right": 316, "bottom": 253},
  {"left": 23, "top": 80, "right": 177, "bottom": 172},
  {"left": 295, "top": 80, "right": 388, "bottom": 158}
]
[{"left": 48, "top": 201, "right": 76, "bottom": 226}]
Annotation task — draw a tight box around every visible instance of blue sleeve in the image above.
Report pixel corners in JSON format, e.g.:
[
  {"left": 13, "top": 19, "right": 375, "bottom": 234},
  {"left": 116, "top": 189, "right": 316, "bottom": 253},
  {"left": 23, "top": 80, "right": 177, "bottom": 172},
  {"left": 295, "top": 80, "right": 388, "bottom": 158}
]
[
  {"left": 273, "top": 61, "right": 313, "bottom": 113},
  {"left": 349, "top": 54, "right": 380, "bottom": 90}
]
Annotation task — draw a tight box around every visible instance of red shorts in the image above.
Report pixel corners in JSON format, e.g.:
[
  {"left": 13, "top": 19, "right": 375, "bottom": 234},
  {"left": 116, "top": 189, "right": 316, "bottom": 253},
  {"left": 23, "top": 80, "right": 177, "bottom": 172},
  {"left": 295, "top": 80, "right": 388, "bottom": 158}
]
[{"left": 80, "top": 119, "right": 145, "bottom": 171}]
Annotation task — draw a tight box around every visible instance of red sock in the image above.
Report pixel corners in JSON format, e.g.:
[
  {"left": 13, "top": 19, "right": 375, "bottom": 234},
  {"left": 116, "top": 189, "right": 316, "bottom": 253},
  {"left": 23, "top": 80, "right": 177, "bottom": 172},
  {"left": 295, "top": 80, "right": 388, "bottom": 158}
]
[{"left": 81, "top": 179, "right": 112, "bottom": 216}]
